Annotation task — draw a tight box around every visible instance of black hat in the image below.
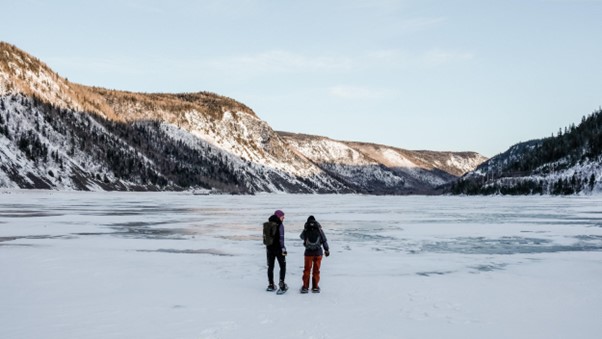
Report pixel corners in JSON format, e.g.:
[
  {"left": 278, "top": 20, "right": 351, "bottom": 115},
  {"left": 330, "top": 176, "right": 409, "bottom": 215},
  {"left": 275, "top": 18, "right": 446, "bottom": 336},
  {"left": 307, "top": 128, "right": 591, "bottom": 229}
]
[{"left": 307, "top": 215, "right": 316, "bottom": 222}]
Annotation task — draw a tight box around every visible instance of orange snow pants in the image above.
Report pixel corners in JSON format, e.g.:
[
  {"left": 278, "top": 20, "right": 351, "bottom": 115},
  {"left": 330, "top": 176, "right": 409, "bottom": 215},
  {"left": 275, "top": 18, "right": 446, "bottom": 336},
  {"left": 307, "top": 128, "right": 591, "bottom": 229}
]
[{"left": 302, "top": 255, "right": 323, "bottom": 289}]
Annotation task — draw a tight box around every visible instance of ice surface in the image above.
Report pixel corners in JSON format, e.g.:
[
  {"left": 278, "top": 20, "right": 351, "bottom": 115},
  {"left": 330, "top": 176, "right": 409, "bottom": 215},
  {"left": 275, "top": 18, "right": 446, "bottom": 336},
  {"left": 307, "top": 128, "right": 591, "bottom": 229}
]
[{"left": 1, "top": 191, "right": 602, "bottom": 339}]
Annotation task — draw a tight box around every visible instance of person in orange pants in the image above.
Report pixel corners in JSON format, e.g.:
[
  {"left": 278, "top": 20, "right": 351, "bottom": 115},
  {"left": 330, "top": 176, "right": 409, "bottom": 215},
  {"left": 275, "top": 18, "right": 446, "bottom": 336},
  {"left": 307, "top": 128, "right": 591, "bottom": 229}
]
[{"left": 299, "top": 215, "right": 329, "bottom": 293}]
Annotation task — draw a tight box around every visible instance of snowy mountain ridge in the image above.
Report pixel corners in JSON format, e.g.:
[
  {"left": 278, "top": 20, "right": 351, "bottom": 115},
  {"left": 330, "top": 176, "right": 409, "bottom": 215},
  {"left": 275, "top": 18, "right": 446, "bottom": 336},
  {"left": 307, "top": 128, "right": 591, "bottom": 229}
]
[
  {"left": 0, "top": 42, "right": 485, "bottom": 193},
  {"left": 452, "top": 110, "right": 602, "bottom": 195},
  {"left": 280, "top": 132, "right": 486, "bottom": 194}
]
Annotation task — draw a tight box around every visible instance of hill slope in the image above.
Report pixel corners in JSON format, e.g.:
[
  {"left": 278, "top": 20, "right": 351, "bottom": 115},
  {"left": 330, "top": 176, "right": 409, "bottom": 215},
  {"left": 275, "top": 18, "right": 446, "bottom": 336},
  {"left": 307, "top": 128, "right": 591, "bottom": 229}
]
[
  {"left": 0, "top": 42, "right": 485, "bottom": 193},
  {"left": 452, "top": 109, "right": 602, "bottom": 195},
  {"left": 281, "top": 132, "right": 486, "bottom": 194}
]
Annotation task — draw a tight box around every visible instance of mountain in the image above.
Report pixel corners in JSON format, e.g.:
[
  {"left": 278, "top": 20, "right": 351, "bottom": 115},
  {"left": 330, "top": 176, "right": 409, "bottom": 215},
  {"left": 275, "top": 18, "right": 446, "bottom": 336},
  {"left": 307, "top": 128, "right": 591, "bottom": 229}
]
[
  {"left": 0, "top": 42, "right": 486, "bottom": 193},
  {"left": 280, "top": 132, "right": 485, "bottom": 194},
  {"left": 451, "top": 109, "right": 602, "bottom": 195}
]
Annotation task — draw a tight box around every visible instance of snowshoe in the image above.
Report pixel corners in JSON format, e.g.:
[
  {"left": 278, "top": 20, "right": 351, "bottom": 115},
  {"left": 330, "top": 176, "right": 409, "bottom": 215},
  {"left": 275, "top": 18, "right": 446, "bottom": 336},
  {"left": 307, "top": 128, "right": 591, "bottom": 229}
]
[{"left": 276, "top": 281, "right": 288, "bottom": 295}]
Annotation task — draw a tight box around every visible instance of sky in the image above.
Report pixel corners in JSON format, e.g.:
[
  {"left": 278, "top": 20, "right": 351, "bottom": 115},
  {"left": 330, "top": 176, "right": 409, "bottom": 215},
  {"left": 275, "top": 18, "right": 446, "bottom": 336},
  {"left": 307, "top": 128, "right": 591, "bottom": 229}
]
[{"left": 1, "top": 0, "right": 601, "bottom": 157}]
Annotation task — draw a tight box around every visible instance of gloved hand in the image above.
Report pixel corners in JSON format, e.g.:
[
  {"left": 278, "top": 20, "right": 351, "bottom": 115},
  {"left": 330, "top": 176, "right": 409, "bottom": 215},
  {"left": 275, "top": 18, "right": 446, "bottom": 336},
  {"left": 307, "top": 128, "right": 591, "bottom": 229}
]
[
  {"left": 282, "top": 248, "right": 287, "bottom": 256},
  {"left": 324, "top": 250, "right": 330, "bottom": 257}
]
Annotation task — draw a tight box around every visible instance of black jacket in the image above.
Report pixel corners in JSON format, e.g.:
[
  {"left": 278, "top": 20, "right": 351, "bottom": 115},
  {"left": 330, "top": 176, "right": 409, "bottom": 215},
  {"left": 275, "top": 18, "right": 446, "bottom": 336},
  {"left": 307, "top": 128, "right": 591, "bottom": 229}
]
[
  {"left": 299, "top": 220, "right": 329, "bottom": 256},
  {"left": 267, "top": 215, "right": 286, "bottom": 252}
]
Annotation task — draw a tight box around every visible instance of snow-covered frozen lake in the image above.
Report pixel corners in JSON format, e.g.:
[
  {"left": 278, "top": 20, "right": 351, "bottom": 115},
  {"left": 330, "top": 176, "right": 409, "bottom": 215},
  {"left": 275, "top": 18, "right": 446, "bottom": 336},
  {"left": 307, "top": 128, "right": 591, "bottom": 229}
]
[{"left": 1, "top": 191, "right": 602, "bottom": 339}]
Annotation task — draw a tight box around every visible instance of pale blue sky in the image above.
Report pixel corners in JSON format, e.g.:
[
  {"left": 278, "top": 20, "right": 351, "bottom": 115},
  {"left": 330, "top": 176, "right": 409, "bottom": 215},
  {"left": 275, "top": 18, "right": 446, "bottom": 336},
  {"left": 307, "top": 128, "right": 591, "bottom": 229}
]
[{"left": 2, "top": 0, "right": 601, "bottom": 157}]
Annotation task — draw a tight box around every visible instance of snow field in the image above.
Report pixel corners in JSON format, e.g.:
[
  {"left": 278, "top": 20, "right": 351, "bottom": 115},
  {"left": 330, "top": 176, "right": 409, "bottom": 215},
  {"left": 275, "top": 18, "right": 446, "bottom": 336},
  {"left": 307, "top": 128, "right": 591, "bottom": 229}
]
[{"left": 1, "top": 192, "right": 602, "bottom": 339}]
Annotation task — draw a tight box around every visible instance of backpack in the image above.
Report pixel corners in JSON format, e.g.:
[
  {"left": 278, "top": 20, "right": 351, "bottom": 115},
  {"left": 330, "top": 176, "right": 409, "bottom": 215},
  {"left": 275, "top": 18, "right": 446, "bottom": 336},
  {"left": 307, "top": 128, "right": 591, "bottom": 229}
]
[
  {"left": 263, "top": 221, "right": 278, "bottom": 246},
  {"left": 304, "top": 222, "right": 321, "bottom": 250}
]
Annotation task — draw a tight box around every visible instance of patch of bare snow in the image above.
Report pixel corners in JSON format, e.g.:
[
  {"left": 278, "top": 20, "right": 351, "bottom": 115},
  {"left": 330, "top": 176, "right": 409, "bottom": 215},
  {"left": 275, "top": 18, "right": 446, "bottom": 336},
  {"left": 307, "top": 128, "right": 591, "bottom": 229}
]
[{"left": 381, "top": 149, "right": 417, "bottom": 168}]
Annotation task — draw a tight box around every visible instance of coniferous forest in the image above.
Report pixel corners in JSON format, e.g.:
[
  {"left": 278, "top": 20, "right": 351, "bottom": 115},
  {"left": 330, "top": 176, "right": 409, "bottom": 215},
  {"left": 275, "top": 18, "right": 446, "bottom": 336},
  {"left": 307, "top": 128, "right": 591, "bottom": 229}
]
[
  {"left": 0, "top": 93, "right": 247, "bottom": 192},
  {"left": 452, "top": 109, "right": 602, "bottom": 195}
]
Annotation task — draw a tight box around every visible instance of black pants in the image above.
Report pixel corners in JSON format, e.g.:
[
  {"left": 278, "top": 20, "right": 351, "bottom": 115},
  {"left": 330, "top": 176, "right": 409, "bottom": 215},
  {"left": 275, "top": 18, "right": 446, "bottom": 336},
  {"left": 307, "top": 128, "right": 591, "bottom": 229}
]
[{"left": 266, "top": 247, "right": 286, "bottom": 284}]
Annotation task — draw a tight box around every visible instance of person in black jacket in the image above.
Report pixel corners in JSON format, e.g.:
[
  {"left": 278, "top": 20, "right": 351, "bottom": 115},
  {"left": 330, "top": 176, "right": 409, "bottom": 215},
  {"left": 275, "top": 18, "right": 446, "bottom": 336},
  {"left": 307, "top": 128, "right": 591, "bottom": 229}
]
[
  {"left": 299, "top": 215, "right": 329, "bottom": 293},
  {"left": 265, "top": 210, "right": 287, "bottom": 292}
]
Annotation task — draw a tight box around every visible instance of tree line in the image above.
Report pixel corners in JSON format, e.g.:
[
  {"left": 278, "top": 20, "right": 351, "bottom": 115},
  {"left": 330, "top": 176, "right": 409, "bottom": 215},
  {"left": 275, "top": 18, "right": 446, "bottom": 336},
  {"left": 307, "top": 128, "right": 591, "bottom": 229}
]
[
  {"left": 452, "top": 108, "right": 602, "bottom": 195},
  {"left": 1, "top": 93, "right": 251, "bottom": 192}
]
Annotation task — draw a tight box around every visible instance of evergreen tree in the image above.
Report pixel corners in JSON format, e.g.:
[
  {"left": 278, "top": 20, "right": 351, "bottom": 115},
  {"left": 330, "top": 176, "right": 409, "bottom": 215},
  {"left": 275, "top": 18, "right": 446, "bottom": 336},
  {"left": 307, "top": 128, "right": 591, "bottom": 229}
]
[{"left": 453, "top": 109, "right": 602, "bottom": 195}]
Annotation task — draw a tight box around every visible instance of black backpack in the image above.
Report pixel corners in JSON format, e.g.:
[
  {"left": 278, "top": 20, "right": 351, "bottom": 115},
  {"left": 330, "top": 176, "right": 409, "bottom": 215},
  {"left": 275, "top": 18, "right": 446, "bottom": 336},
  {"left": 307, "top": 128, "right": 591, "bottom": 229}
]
[
  {"left": 263, "top": 221, "right": 278, "bottom": 246},
  {"left": 304, "top": 222, "right": 321, "bottom": 250}
]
